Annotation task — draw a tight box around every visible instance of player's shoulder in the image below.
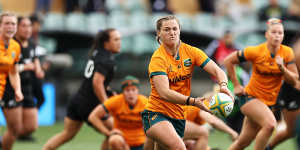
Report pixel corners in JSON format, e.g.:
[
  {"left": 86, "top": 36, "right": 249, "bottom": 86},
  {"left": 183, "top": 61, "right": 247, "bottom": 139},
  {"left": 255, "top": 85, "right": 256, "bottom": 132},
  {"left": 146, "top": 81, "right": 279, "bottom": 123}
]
[
  {"left": 245, "top": 43, "right": 262, "bottom": 51},
  {"left": 138, "top": 95, "right": 148, "bottom": 102},
  {"left": 152, "top": 46, "right": 164, "bottom": 57},
  {"left": 10, "top": 39, "right": 21, "bottom": 50},
  {"left": 280, "top": 44, "right": 293, "bottom": 52},
  {"left": 181, "top": 42, "right": 204, "bottom": 54},
  {"left": 109, "top": 94, "right": 124, "bottom": 101},
  {"left": 150, "top": 46, "right": 167, "bottom": 61},
  {"left": 105, "top": 94, "right": 124, "bottom": 105}
]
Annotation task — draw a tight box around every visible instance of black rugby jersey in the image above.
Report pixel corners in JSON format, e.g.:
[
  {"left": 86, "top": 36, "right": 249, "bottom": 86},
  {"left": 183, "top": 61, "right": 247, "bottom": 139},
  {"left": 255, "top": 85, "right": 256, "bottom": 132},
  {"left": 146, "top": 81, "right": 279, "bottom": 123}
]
[
  {"left": 14, "top": 38, "right": 37, "bottom": 86},
  {"left": 77, "top": 48, "right": 116, "bottom": 103}
]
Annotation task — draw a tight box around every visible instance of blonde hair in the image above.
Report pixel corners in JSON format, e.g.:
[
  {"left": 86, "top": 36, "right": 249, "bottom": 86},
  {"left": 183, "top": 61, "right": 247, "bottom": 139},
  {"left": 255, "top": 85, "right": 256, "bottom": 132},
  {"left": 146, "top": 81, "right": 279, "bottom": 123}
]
[
  {"left": 0, "top": 12, "right": 17, "bottom": 24},
  {"left": 156, "top": 15, "right": 180, "bottom": 44},
  {"left": 266, "top": 18, "right": 283, "bottom": 30}
]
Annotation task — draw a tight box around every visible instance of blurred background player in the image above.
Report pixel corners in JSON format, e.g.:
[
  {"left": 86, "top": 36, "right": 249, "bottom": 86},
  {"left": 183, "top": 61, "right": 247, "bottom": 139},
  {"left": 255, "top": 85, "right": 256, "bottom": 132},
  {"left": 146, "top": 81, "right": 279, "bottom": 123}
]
[
  {"left": 266, "top": 34, "right": 300, "bottom": 150},
  {"left": 142, "top": 15, "right": 233, "bottom": 150},
  {"left": 205, "top": 30, "right": 249, "bottom": 133},
  {"left": 13, "top": 16, "right": 45, "bottom": 142},
  {"left": 43, "top": 28, "right": 121, "bottom": 150},
  {"left": 183, "top": 105, "right": 239, "bottom": 150},
  {"left": 224, "top": 18, "right": 299, "bottom": 150},
  {"left": 89, "top": 75, "right": 148, "bottom": 150},
  {"left": 0, "top": 12, "right": 24, "bottom": 150}
]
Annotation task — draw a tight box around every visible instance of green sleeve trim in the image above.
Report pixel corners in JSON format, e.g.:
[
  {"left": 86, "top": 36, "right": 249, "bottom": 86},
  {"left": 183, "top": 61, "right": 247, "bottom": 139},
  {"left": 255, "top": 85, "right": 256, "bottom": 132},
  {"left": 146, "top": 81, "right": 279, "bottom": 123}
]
[
  {"left": 102, "top": 104, "right": 109, "bottom": 114},
  {"left": 286, "top": 60, "right": 295, "bottom": 65},
  {"left": 149, "top": 71, "right": 167, "bottom": 78},
  {"left": 200, "top": 58, "right": 211, "bottom": 68},
  {"left": 238, "top": 50, "right": 246, "bottom": 63}
]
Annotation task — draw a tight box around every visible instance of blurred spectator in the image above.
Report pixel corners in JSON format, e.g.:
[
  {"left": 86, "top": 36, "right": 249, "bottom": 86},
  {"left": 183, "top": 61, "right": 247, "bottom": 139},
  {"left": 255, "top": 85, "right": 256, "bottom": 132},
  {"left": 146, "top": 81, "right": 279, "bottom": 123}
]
[
  {"left": 84, "top": 0, "right": 107, "bottom": 14},
  {"left": 215, "top": 0, "right": 230, "bottom": 17},
  {"left": 36, "top": 0, "right": 52, "bottom": 14},
  {"left": 228, "top": 0, "right": 254, "bottom": 22},
  {"left": 198, "top": 0, "right": 215, "bottom": 13},
  {"left": 29, "top": 14, "right": 42, "bottom": 45},
  {"left": 168, "top": 0, "right": 199, "bottom": 14},
  {"left": 287, "top": 0, "right": 300, "bottom": 22},
  {"left": 206, "top": 30, "right": 238, "bottom": 66},
  {"left": 149, "top": 0, "right": 172, "bottom": 13},
  {"left": 258, "top": 0, "right": 287, "bottom": 22},
  {"left": 66, "top": 0, "right": 82, "bottom": 13}
]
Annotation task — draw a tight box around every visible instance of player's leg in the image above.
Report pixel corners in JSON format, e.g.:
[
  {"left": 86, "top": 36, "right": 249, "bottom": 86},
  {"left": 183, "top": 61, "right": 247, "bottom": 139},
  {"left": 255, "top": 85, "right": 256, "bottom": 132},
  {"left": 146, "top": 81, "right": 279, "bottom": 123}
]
[
  {"left": 2, "top": 107, "right": 23, "bottom": 150},
  {"left": 242, "top": 99, "right": 276, "bottom": 150},
  {"left": 20, "top": 107, "right": 38, "bottom": 136},
  {"left": 146, "top": 121, "right": 185, "bottom": 150},
  {"left": 183, "top": 140, "right": 196, "bottom": 150},
  {"left": 43, "top": 117, "right": 83, "bottom": 150},
  {"left": 183, "top": 120, "right": 209, "bottom": 150},
  {"left": 143, "top": 137, "right": 155, "bottom": 150},
  {"left": 107, "top": 134, "right": 130, "bottom": 150},
  {"left": 228, "top": 116, "right": 260, "bottom": 150},
  {"left": 268, "top": 108, "right": 300, "bottom": 149}
]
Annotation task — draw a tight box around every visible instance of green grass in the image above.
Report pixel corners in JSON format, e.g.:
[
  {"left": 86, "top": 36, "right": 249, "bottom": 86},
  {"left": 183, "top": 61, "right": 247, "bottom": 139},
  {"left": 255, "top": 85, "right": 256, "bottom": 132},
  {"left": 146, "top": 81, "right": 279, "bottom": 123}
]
[{"left": 6, "top": 122, "right": 297, "bottom": 150}]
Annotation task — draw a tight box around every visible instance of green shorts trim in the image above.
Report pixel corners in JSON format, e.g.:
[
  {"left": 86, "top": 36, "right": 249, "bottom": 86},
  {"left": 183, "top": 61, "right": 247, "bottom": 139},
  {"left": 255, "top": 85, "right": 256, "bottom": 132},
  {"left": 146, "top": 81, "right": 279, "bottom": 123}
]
[
  {"left": 141, "top": 110, "right": 186, "bottom": 138},
  {"left": 237, "top": 95, "right": 275, "bottom": 112},
  {"left": 237, "top": 95, "right": 255, "bottom": 108},
  {"left": 130, "top": 144, "right": 143, "bottom": 150}
]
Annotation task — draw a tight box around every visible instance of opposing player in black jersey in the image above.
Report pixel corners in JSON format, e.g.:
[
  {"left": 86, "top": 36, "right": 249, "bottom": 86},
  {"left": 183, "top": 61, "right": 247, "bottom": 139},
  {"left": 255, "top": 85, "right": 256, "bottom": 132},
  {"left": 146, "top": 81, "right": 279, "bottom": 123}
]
[
  {"left": 12, "top": 16, "right": 45, "bottom": 142},
  {"left": 43, "top": 28, "right": 121, "bottom": 150}
]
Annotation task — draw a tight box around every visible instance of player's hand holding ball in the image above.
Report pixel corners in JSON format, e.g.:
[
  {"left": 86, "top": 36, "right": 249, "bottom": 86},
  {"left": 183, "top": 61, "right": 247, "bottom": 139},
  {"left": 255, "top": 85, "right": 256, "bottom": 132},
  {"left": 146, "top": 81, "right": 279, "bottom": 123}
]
[
  {"left": 219, "top": 81, "right": 234, "bottom": 103},
  {"left": 193, "top": 97, "right": 212, "bottom": 114}
]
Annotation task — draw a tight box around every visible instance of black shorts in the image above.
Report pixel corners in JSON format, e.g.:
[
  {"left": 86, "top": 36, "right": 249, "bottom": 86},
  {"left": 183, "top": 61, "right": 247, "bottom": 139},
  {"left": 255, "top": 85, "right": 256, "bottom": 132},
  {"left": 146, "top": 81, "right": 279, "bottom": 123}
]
[
  {"left": 66, "top": 94, "right": 100, "bottom": 123},
  {"left": 1, "top": 81, "right": 22, "bottom": 108},
  {"left": 277, "top": 82, "right": 300, "bottom": 111},
  {"left": 21, "top": 84, "right": 36, "bottom": 108},
  {"left": 0, "top": 94, "right": 36, "bottom": 108}
]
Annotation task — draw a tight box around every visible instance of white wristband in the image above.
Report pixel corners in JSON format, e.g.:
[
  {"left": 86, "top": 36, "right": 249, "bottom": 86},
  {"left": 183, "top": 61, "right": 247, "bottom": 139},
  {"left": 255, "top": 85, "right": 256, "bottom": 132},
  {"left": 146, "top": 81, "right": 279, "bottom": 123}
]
[{"left": 19, "top": 64, "right": 24, "bottom": 72}]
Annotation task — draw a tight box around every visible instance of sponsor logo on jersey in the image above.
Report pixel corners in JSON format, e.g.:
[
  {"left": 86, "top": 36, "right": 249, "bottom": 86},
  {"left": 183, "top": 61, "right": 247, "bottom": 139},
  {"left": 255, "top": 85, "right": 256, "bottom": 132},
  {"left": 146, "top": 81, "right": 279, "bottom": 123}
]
[
  {"left": 11, "top": 52, "right": 15, "bottom": 59},
  {"left": 169, "top": 73, "right": 192, "bottom": 84},
  {"left": 184, "top": 58, "right": 192, "bottom": 67}
]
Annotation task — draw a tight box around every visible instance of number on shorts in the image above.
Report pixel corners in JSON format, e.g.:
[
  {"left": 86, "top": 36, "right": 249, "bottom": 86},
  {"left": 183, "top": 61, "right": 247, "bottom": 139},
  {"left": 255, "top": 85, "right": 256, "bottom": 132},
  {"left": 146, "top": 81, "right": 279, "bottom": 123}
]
[{"left": 84, "top": 60, "right": 94, "bottom": 78}]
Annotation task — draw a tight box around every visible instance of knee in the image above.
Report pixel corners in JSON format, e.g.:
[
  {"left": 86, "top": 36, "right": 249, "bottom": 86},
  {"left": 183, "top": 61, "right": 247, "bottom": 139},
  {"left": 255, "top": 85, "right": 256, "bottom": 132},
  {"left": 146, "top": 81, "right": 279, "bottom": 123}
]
[
  {"left": 62, "top": 130, "right": 77, "bottom": 140},
  {"left": 198, "top": 129, "right": 209, "bottom": 139},
  {"left": 24, "top": 124, "right": 38, "bottom": 134},
  {"left": 8, "top": 124, "right": 22, "bottom": 137},
  {"left": 235, "top": 139, "right": 252, "bottom": 149},
  {"left": 285, "top": 128, "right": 296, "bottom": 138},
  {"left": 167, "top": 140, "right": 186, "bottom": 150},
  {"left": 263, "top": 120, "right": 276, "bottom": 133},
  {"left": 108, "top": 135, "right": 126, "bottom": 150},
  {"left": 43, "top": 144, "right": 55, "bottom": 150}
]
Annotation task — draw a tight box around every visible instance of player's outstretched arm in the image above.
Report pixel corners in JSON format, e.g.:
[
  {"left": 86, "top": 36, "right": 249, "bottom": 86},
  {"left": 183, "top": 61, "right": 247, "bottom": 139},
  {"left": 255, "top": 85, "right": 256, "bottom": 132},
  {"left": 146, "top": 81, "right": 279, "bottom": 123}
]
[
  {"left": 88, "top": 105, "right": 110, "bottom": 136},
  {"left": 224, "top": 51, "right": 245, "bottom": 96},
  {"left": 202, "top": 59, "right": 233, "bottom": 99},
  {"left": 152, "top": 75, "right": 189, "bottom": 105},
  {"left": 93, "top": 72, "right": 108, "bottom": 103},
  {"left": 153, "top": 75, "right": 211, "bottom": 113},
  {"left": 199, "top": 110, "right": 238, "bottom": 141}
]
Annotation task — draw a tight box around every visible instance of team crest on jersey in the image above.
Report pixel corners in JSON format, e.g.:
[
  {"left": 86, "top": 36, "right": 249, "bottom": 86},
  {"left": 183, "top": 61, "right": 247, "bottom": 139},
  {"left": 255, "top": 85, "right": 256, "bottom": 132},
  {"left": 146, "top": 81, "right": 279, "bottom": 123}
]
[
  {"left": 184, "top": 58, "right": 192, "bottom": 67},
  {"left": 11, "top": 52, "right": 16, "bottom": 58},
  {"left": 151, "top": 114, "right": 158, "bottom": 121},
  {"left": 169, "top": 65, "right": 173, "bottom": 72}
]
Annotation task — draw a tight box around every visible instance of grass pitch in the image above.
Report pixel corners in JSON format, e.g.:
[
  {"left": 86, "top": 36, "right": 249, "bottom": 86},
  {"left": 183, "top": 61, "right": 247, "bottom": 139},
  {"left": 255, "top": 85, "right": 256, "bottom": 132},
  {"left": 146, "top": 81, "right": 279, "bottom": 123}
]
[{"left": 7, "top": 122, "right": 297, "bottom": 150}]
